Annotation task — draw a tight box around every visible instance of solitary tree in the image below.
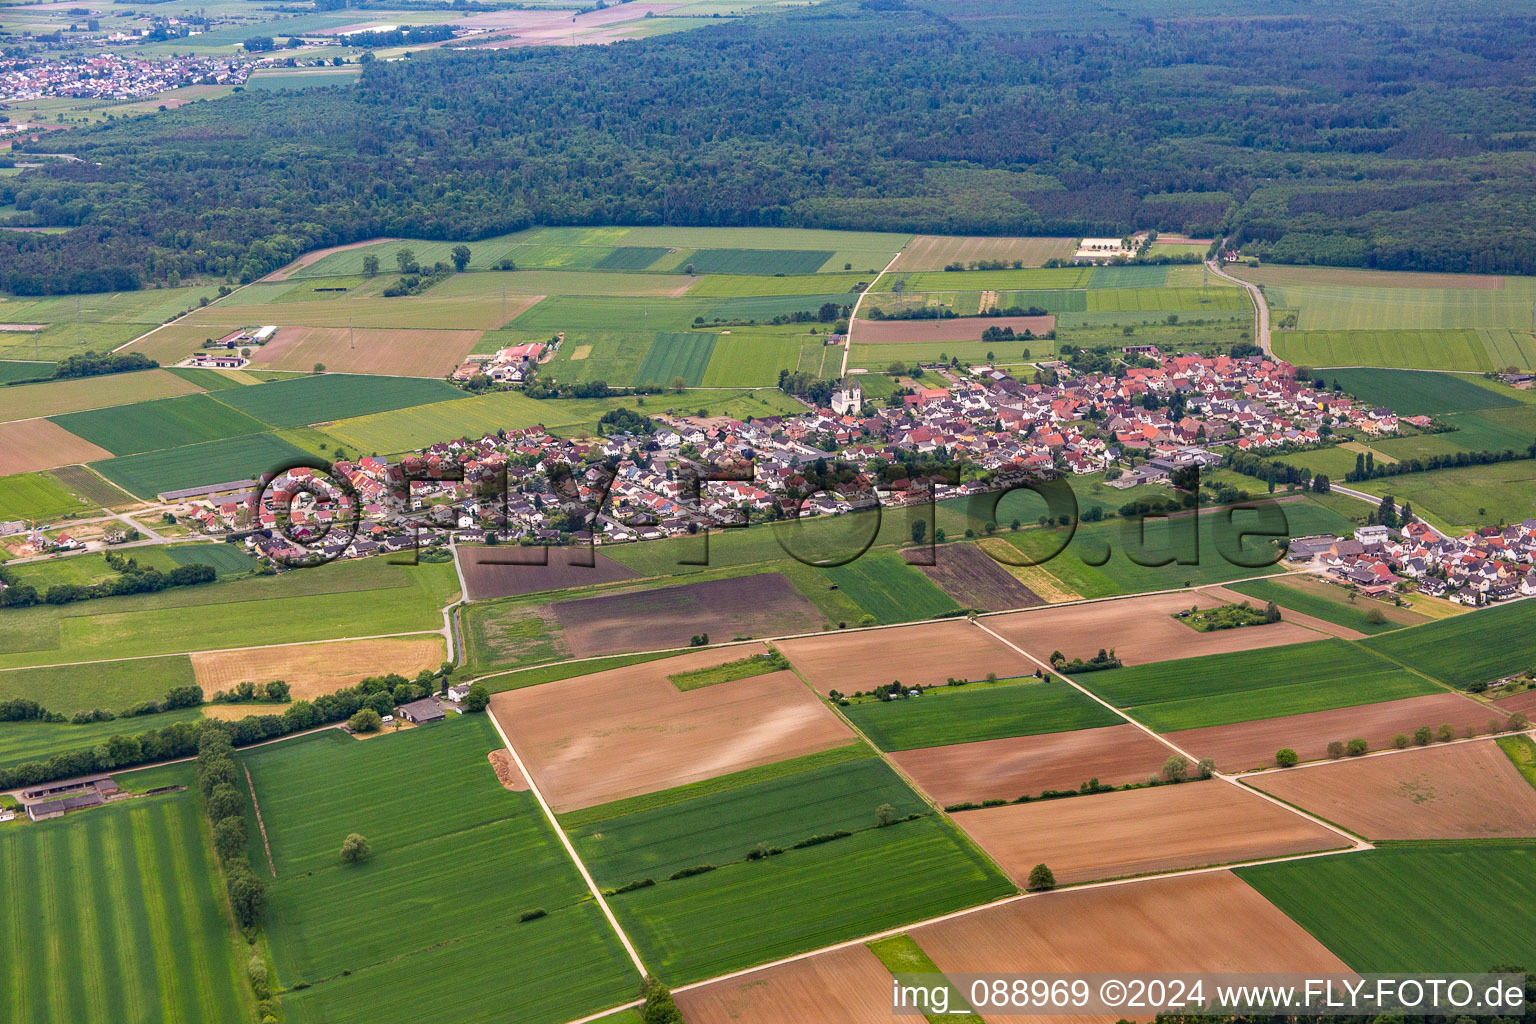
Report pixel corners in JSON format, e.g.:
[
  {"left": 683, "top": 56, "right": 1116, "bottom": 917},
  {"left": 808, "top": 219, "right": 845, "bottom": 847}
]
[
  {"left": 875, "top": 803, "right": 896, "bottom": 827},
  {"left": 910, "top": 520, "right": 926, "bottom": 545},
  {"left": 362, "top": 254, "right": 380, "bottom": 277},
  {"left": 450, "top": 245, "right": 472, "bottom": 272},
  {"left": 1263, "top": 600, "right": 1281, "bottom": 623},
  {"left": 465, "top": 682, "right": 491, "bottom": 713},
  {"left": 1026, "top": 863, "right": 1056, "bottom": 891},
  {"left": 1160, "top": 754, "right": 1189, "bottom": 783},
  {"left": 348, "top": 708, "right": 382, "bottom": 733},
  {"left": 312, "top": 362, "right": 326, "bottom": 375},
  {"left": 1511, "top": 712, "right": 1531, "bottom": 732},
  {"left": 670, "top": 376, "right": 687, "bottom": 394},
  {"left": 1275, "top": 748, "right": 1299, "bottom": 768},
  {"left": 395, "top": 248, "right": 416, "bottom": 274},
  {"left": 340, "top": 833, "right": 372, "bottom": 865}
]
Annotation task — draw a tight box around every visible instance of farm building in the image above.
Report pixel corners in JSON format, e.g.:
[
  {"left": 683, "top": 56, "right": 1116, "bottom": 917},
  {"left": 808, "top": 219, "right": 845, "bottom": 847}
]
[{"left": 397, "top": 698, "right": 446, "bottom": 724}]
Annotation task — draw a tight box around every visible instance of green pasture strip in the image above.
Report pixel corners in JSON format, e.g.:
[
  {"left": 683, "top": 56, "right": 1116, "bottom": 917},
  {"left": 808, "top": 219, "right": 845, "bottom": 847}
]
[
  {"left": 867, "top": 935, "right": 986, "bottom": 1024},
  {"left": 0, "top": 654, "right": 196, "bottom": 715},
  {"left": 608, "top": 814, "right": 1013, "bottom": 985},
  {"left": 1273, "top": 329, "right": 1495, "bottom": 371},
  {"left": 1362, "top": 599, "right": 1536, "bottom": 689},
  {"left": 478, "top": 650, "right": 683, "bottom": 694},
  {"left": 1346, "top": 459, "right": 1536, "bottom": 534},
  {"left": 1236, "top": 841, "right": 1536, "bottom": 972},
  {"left": 845, "top": 677, "right": 1123, "bottom": 752},
  {"left": 557, "top": 742, "right": 874, "bottom": 831},
  {"left": 1497, "top": 734, "right": 1536, "bottom": 790},
  {"left": 570, "top": 756, "right": 930, "bottom": 887},
  {"left": 1078, "top": 638, "right": 1440, "bottom": 731},
  {"left": 164, "top": 542, "right": 257, "bottom": 577},
  {"left": 820, "top": 547, "right": 960, "bottom": 623},
  {"left": 1223, "top": 576, "right": 1423, "bottom": 635},
  {"left": 207, "top": 372, "right": 462, "bottom": 428},
  {"left": 669, "top": 650, "right": 787, "bottom": 691},
  {"left": 89, "top": 432, "right": 310, "bottom": 499},
  {"left": 47, "top": 465, "right": 136, "bottom": 508},
  {"left": 0, "top": 707, "right": 206, "bottom": 770}
]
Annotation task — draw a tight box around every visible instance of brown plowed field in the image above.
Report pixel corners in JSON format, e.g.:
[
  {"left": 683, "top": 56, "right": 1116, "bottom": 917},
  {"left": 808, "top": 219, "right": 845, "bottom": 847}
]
[
  {"left": 778, "top": 618, "right": 1028, "bottom": 695},
  {"left": 1494, "top": 689, "right": 1536, "bottom": 716},
  {"left": 676, "top": 944, "right": 896, "bottom": 1024},
  {"left": 860, "top": 315, "right": 1055, "bottom": 343},
  {"left": 0, "top": 418, "right": 111, "bottom": 474},
  {"left": 457, "top": 544, "right": 636, "bottom": 600},
  {"left": 985, "top": 591, "right": 1320, "bottom": 667},
  {"left": 550, "top": 573, "right": 824, "bottom": 658},
  {"left": 1167, "top": 691, "right": 1496, "bottom": 772},
  {"left": 890, "top": 724, "right": 1173, "bottom": 806},
  {"left": 905, "top": 542, "right": 1042, "bottom": 611},
  {"left": 953, "top": 780, "right": 1345, "bottom": 887},
  {"left": 488, "top": 644, "right": 854, "bottom": 811},
  {"left": 1251, "top": 740, "right": 1536, "bottom": 839},
  {"left": 191, "top": 636, "right": 446, "bottom": 700},
  {"left": 891, "top": 235, "right": 1078, "bottom": 272},
  {"left": 249, "top": 326, "right": 483, "bottom": 378},
  {"left": 913, "top": 871, "right": 1349, "bottom": 1024}
]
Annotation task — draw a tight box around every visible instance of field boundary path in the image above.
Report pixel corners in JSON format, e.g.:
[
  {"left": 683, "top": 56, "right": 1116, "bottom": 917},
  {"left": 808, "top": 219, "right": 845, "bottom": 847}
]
[
  {"left": 840, "top": 248, "right": 906, "bottom": 378},
  {"left": 483, "top": 700, "right": 649, "bottom": 979},
  {"left": 1208, "top": 258, "right": 1269, "bottom": 356},
  {"left": 243, "top": 763, "right": 278, "bottom": 879},
  {"left": 1330, "top": 484, "right": 1453, "bottom": 540}
]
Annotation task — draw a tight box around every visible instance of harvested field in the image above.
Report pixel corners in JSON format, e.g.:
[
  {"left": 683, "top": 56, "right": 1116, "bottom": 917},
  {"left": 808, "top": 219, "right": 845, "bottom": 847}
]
[
  {"left": 778, "top": 618, "right": 1027, "bottom": 694},
  {"left": 858, "top": 315, "right": 1054, "bottom": 343},
  {"left": 890, "top": 724, "right": 1173, "bottom": 806},
  {"left": 952, "top": 781, "right": 1345, "bottom": 887},
  {"left": 913, "top": 870, "right": 1349, "bottom": 1016},
  {"left": 190, "top": 636, "right": 446, "bottom": 700},
  {"left": 457, "top": 544, "right": 637, "bottom": 600},
  {"left": 248, "top": 325, "right": 484, "bottom": 377},
  {"left": 977, "top": 538, "right": 1079, "bottom": 602},
  {"left": 0, "top": 418, "right": 111, "bottom": 474},
  {"left": 489, "top": 644, "right": 854, "bottom": 811},
  {"left": 264, "top": 238, "right": 398, "bottom": 282},
  {"left": 1167, "top": 692, "right": 1495, "bottom": 771},
  {"left": 0, "top": 369, "right": 200, "bottom": 422},
  {"left": 1250, "top": 740, "right": 1536, "bottom": 839},
  {"left": 905, "top": 542, "right": 1041, "bottom": 611},
  {"left": 891, "top": 235, "right": 1078, "bottom": 272},
  {"left": 675, "top": 944, "right": 896, "bottom": 1024},
  {"left": 549, "top": 573, "right": 823, "bottom": 657},
  {"left": 487, "top": 749, "right": 529, "bottom": 792},
  {"left": 986, "top": 591, "right": 1319, "bottom": 667}
]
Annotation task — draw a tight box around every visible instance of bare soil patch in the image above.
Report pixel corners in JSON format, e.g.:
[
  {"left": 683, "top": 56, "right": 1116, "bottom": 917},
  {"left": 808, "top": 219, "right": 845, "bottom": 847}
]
[
  {"left": 676, "top": 944, "right": 896, "bottom": 1024},
  {"left": 891, "top": 724, "right": 1172, "bottom": 806},
  {"left": 249, "top": 325, "right": 482, "bottom": 378},
  {"left": 861, "top": 315, "right": 1055, "bottom": 343},
  {"left": 487, "top": 749, "right": 529, "bottom": 792},
  {"left": 458, "top": 544, "right": 637, "bottom": 601},
  {"left": 488, "top": 644, "right": 853, "bottom": 811},
  {"left": 263, "top": 238, "right": 398, "bottom": 282},
  {"left": 0, "top": 418, "right": 111, "bottom": 474},
  {"left": 0, "top": 323, "right": 45, "bottom": 331},
  {"left": 191, "top": 636, "right": 446, "bottom": 700},
  {"left": 550, "top": 573, "right": 824, "bottom": 658},
  {"left": 1167, "top": 691, "right": 1496, "bottom": 772},
  {"left": 778, "top": 618, "right": 1028, "bottom": 695},
  {"left": 892, "top": 235, "right": 1078, "bottom": 272},
  {"left": 986, "top": 591, "right": 1319, "bottom": 667},
  {"left": 953, "top": 781, "right": 1344, "bottom": 887},
  {"left": 1494, "top": 689, "right": 1536, "bottom": 716},
  {"left": 913, "top": 870, "right": 1349, "bottom": 1021},
  {"left": 905, "top": 543, "right": 1041, "bottom": 611},
  {"left": 1251, "top": 739, "right": 1536, "bottom": 839}
]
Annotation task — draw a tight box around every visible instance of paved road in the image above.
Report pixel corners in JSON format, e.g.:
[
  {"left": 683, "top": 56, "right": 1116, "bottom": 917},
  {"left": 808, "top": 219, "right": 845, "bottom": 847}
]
[{"left": 1207, "top": 258, "right": 1269, "bottom": 356}]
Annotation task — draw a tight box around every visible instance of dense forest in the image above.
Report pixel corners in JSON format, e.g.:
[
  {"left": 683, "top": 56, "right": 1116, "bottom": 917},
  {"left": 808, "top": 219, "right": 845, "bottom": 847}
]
[{"left": 4, "top": 0, "right": 1536, "bottom": 293}]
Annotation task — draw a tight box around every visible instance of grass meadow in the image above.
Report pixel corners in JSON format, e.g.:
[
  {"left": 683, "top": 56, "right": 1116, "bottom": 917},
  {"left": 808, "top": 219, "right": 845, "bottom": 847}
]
[
  {"left": 0, "top": 654, "right": 198, "bottom": 714},
  {"left": 1348, "top": 460, "right": 1536, "bottom": 533},
  {"left": 241, "top": 718, "right": 637, "bottom": 1024},
  {"left": 0, "top": 471, "right": 93, "bottom": 522},
  {"left": 0, "top": 770, "right": 254, "bottom": 1024},
  {"left": 0, "top": 706, "right": 207, "bottom": 769},
  {"left": 1362, "top": 598, "right": 1536, "bottom": 689},
  {"left": 1078, "top": 639, "right": 1440, "bottom": 731},
  {"left": 845, "top": 677, "right": 1124, "bottom": 751},
  {"left": 1237, "top": 841, "right": 1536, "bottom": 971},
  {"left": 1223, "top": 576, "right": 1427, "bottom": 635}
]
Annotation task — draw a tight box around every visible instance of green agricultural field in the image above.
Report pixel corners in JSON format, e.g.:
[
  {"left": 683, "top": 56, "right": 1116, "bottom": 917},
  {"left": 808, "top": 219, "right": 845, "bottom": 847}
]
[
  {"left": 687, "top": 273, "right": 868, "bottom": 297},
  {"left": 634, "top": 332, "right": 717, "bottom": 387},
  {"left": 901, "top": 268, "right": 1092, "bottom": 291},
  {"left": 569, "top": 754, "right": 929, "bottom": 886},
  {"left": 702, "top": 293, "right": 856, "bottom": 322},
  {"left": 90, "top": 432, "right": 310, "bottom": 499},
  {"left": 7, "top": 548, "right": 178, "bottom": 591},
  {"left": 540, "top": 331, "right": 651, "bottom": 385},
  {"left": 207, "top": 373, "right": 462, "bottom": 429},
  {"left": 242, "top": 718, "right": 636, "bottom": 1024},
  {"left": 164, "top": 543, "right": 256, "bottom": 577},
  {"left": 1362, "top": 599, "right": 1536, "bottom": 689},
  {"left": 996, "top": 499, "right": 1357, "bottom": 600},
  {"left": 243, "top": 68, "right": 360, "bottom": 91},
  {"left": 164, "top": 367, "right": 251, "bottom": 392},
  {"left": 509, "top": 295, "right": 712, "bottom": 334},
  {"left": 0, "top": 471, "right": 92, "bottom": 521},
  {"left": 1371, "top": 405, "right": 1536, "bottom": 461},
  {"left": 0, "top": 771, "right": 255, "bottom": 1024},
  {"left": 1273, "top": 330, "right": 1499, "bottom": 371},
  {"left": 0, "top": 707, "right": 206, "bottom": 769},
  {"left": 591, "top": 246, "right": 671, "bottom": 270},
  {"left": 0, "top": 369, "right": 202, "bottom": 423},
  {"left": 50, "top": 394, "right": 270, "bottom": 457},
  {"left": 0, "top": 654, "right": 197, "bottom": 714},
  {"left": 820, "top": 548, "right": 959, "bottom": 623},
  {"left": 845, "top": 677, "right": 1124, "bottom": 751},
  {"left": 1347, "top": 459, "right": 1536, "bottom": 533},
  {"left": 1256, "top": 276, "right": 1536, "bottom": 332},
  {"left": 606, "top": 814, "right": 1012, "bottom": 985},
  {"left": 1000, "top": 288, "right": 1088, "bottom": 313},
  {"left": 0, "top": 557, "right": 458, "bottom": 670},
  {"left": 849, "top": 339, "right": 1055, "bottom": 370},
  {"left": 46, "top": 465, "right": 135, "bottom": 509},
  {"left": 1086, "top": 265, "right": 1179, "bottom": 288},
  {"left": 0, "top": 359, "right": 53, "bottom": 383},
  {"left": 1236, "top": 841, "right": 1536, "bottom": 972},
  {"left": 1223, "top": 576, "right": 1426, "bottom": 635},
  {"left": 1322, "top": 368, "right": 1519, "bottom": 417},
  {"left": 700, "top": 334, "right": 802, "bottom": 387},
  {"left": 1078, "top": 639, "right": 1439, "bottom": 732},
  {"left": 1084, "top": 287, "right": 1244, "bottom": 312}
]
